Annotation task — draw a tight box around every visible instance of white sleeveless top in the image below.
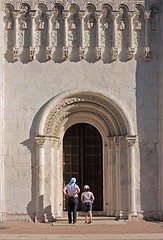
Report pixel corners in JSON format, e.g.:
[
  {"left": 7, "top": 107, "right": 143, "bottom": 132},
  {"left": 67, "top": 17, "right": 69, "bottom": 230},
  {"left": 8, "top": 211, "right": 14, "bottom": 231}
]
[
  {"left": 66, "top": 183, "right": 80, "bottom": 197},
  {"left": 81, "top": 191, "right": 94, "bottom": 203}
]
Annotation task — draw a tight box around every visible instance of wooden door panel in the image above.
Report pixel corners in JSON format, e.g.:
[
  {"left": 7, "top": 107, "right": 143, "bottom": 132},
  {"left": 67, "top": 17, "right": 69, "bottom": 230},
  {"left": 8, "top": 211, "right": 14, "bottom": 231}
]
[{"left": 63, "top": 123, "right": 103, "bottom": 211}]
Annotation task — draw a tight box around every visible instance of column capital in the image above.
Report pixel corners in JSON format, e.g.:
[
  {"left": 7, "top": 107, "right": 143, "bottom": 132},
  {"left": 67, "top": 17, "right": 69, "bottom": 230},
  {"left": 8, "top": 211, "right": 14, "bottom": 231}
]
[
  {"left": 35, "top": 137, "right": 46, "bottom": 147},
  {"left": 29, "top": 10, "right": 37, "bottom": 19},
  {"left": 46, "top": 10, "right": 53, "bottom": 19},
  {"left": 79, "top": 11, "right": 86, "bottom": 19},
  {"left": 62, "top": 11, "right": 70, "bottom": 19},
  {"left": 144, "top": 11, "right": 151, "bottom": 20},
  {"left": 12, "top": 10, "right": 20, "bottom": 19},
  {"left": 35, "top": 136, "right": 59, "bottom": 147},
  {"left": 95, "top": 11, "right": 101, "bottom": 20},
  {"left": 113, "top": 136, "right": 120, "bottom": 146},
  {"left": 111, "top": 11, "right": 118, "bottom": 20},
  {"left": 125, "top": 135, "right": 137, "bottom": 147},
  {"left": 128, "top": 11, "right": 135, "bottom": 20}
]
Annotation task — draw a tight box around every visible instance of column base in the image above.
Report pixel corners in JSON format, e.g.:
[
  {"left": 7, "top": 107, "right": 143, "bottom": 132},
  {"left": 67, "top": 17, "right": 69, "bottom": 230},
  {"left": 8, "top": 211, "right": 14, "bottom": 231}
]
[{"left": 128, "top": 212, "right": 138, "bottom": 221}]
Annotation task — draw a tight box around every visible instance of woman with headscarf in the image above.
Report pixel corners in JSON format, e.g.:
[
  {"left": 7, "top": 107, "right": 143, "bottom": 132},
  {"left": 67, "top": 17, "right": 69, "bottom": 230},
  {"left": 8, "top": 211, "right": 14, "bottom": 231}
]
[{"left": 63, "top": 177, "right": 80, "bottom": 224}]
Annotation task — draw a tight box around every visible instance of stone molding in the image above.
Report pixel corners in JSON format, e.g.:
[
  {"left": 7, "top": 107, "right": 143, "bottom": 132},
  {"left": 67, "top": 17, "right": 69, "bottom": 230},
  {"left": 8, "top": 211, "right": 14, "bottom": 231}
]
[
  {"left": 3, "top": 0, "right": 160, "bottom": 62},
  {"left": 44, "top": 95, "right": 128, "bottom": 137}
]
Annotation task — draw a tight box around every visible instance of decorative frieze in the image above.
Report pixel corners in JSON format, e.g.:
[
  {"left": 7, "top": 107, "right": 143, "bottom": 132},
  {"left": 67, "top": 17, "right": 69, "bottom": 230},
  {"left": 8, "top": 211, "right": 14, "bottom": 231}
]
[{"left": 3, "top": 1, "right": 160, "bottom": 62}]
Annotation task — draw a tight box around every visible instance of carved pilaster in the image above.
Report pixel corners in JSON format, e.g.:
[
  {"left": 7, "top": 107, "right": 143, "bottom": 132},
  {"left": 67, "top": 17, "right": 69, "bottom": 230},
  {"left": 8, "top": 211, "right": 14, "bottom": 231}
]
[
  {"left": 111, "top": 12, "right": 118, "bottom": 61},
  {"left": 125, "top": 136, "right": 138, "bottom": 219},
  {"left": 29, "top": 10, "right": 37, "bottom": 61},
  {"left": 128, "top": 12, "right": 135, "bottom": 60},
  {"left": 95, "top": 12, "right": 102, "bottom": 60},
  {"left": 46, "top": 10, "right": 53, "bottom": 60},
  {"left": 113, "top": 136, "right": 121, "bottom": 218},
  {"left": 62, "top": 11, "right": 69, "bottom": 60},
  {"left": 144, "top": 11, "right": 151, "bottom": 61},
  {"left": 79, "top": 11, "right": 86, "bottom": 59},
  {"left": 12, "top": 10, "right": 21, "bottom": 61}
]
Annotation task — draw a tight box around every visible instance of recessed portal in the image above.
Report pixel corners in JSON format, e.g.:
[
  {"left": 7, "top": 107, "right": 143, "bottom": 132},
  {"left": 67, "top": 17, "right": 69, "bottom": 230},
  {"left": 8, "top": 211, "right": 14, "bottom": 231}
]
[{"left": 63, "top": 123, "right": 103, "bottom": 211}]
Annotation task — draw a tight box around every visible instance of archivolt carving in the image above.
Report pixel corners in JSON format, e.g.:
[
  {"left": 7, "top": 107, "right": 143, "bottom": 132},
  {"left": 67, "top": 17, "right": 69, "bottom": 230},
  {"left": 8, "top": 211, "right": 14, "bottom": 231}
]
[
  {"left": 44, "top": 94, "right": 128, "bottom": 137},
  {"left": 3, "top": 0, "right": 160, "bottom": 62}
]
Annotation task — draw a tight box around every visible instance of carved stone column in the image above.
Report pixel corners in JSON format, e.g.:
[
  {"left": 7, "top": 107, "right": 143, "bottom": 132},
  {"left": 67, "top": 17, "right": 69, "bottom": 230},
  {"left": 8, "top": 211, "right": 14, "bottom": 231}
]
[
  {"left": 62, "top": 11, "right": 69, "bottom": 60},
  {"left": 106, "top": 137, "right": 113, "bottom": 216},
  {"left": 79, "top": 11, "right": 85, "bottom": 59},
  {"left": 29, "top": 10, "right": 37, "bottom": 61},
  {"left": 128, "top": 12, "right": 135, "bottom": 60},
  {"left": 114, "top": 137, "right": 121, "bottom": 219},
  {"left": 35, "top": 137, "right": 45, "bottom": 222},
  {"left": 126, "top": 136, "right": 137, "bottom": 219},
  {"left": 144, "top": 11, "right": 151, "bottom": 61},
  {"left": 111, "top": 12, "right": 118, "bottom": 61},
  {"left": 12, "top": 10, "right": 20, "bottom": 61},
  {"left": 95, "top": 12, "right": 102, "bottom": 60},
  {"left": 46, "top": 10, "right": 53, "bottom": 60}
]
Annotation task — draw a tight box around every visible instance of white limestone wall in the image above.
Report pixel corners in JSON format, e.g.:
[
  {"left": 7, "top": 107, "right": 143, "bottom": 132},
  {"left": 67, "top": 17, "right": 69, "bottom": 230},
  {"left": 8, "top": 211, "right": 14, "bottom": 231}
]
[
  {"left": 4, "top": 59, "right": 138, "bottom": 219},
  {"left": 1, "top": 0, "right": 161, "bottom": 220},
  {"left": 0, "top": 3, "right": 5, "bottom": 221},
  {"left": 158, "top": 1, "right": 163, "bottom": 220}
]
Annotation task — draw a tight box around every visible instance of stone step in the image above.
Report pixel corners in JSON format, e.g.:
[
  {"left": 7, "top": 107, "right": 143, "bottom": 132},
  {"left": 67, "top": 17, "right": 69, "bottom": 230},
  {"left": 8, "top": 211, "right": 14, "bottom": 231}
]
[{"left": 55, "top": 216, "right": 116, "bottom": 222}]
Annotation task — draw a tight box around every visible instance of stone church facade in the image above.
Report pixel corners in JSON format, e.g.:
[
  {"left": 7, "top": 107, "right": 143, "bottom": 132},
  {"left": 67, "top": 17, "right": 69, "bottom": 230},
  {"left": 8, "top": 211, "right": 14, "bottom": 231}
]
[{"left": 0, "top": 0, "right": 163, "bottom": 222}]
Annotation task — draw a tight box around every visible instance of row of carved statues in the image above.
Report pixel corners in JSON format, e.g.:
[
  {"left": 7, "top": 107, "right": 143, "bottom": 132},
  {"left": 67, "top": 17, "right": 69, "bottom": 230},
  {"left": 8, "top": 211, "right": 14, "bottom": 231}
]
[{"left": 4, "top": 3, "right": 159, "bottom": 62}]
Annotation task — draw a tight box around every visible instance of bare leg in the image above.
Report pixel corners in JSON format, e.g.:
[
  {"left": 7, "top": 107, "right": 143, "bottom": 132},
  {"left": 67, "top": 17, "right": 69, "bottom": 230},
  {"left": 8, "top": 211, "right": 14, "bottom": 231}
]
[
  {"left": 85, "top": 213, "right": 88, "bottom": 223},
  {"left": 88, "top": 211, "right": 92, "bottom": 223}
]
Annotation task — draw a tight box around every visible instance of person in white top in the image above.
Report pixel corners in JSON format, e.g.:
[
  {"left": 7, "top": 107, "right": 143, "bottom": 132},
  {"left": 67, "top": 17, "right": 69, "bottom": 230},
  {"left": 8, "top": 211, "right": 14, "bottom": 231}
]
[
  {"left": 81, "top": 185, "right": 95, "bottom": 224},
  {"left": 63, "top": 177, "right": 80, "bottom": 224}
]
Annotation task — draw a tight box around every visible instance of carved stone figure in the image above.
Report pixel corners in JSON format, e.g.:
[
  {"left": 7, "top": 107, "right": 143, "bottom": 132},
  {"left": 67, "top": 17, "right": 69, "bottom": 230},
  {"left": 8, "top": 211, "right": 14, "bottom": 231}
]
[
  {"left": 144, "top": 47, "right": 151, "bottom": 61},
  {"left": 5, "top": 6, "right": 13, "bottom": 30},
  {"left": 87, "top": 14, "right": 95, "bottom": 29},
  {"left": 119, "top": 19, "right": 125, "bottom": 30}
]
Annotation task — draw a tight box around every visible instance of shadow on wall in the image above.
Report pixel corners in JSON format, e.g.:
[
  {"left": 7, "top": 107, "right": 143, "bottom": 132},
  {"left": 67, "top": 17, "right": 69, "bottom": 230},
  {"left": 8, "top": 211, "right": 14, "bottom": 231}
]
[
  {"left": 21, "top": 104, "right": 46, "bottom": 222},
  {"left": 136, "top": 0, "right": 160, "bottom": 220}
]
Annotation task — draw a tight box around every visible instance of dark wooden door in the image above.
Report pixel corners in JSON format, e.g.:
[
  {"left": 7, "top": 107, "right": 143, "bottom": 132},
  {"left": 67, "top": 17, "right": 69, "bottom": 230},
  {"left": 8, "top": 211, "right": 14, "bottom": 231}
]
[{"left": 63, "top": 123, "right": 103, "bottom": 211}]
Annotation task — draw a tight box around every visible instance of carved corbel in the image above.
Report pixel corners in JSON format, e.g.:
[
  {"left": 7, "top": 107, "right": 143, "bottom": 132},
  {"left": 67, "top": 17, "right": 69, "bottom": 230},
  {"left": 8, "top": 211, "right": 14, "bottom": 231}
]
[
  {"left": 13, "top": 47, "right": 19, "bottom": 61},
  {"left": 46, "top": 47, "right": 52, "bottom": 60},
  {"left": 29, "top": 47, "right": 36, "bottom": 61},
  {"left": 128, "top": 47, "right": 135, "bottom": 60},
  {"left": 112, "top": 47, "right": 118, "bottom": 61},
  {"left": 96, "top": 47, "right": 101, "bottom": 60},
  {"left": 62, "top": 46, "right": 69, "bottom": 60},
  {"left": 144, "top": 47, "right": 151, "bottom": 61},
  {"left": 79, "top": 47, "right": 85, "bottom": 60}
]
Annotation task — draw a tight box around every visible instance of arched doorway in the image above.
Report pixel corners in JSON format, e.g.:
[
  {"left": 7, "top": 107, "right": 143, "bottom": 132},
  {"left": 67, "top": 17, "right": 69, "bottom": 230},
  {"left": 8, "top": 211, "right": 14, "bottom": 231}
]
[
  {"left": 63, "top": 123, "right": 103, "bottom": 211},
  {"left": 34, "top": 91, "right": 139, "bottom": 222}
]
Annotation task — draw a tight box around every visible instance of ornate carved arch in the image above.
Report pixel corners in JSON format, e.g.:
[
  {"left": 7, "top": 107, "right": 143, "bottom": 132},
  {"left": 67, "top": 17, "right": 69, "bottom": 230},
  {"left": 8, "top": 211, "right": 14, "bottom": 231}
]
[{"left": 36, "top": 91, "right": 133, "bottom": 138}]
